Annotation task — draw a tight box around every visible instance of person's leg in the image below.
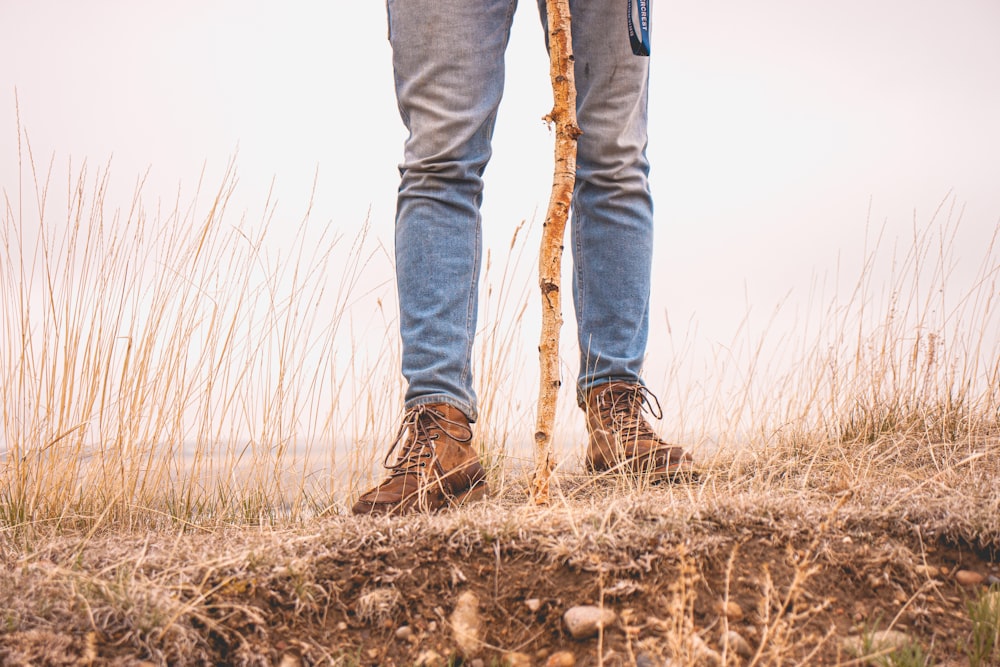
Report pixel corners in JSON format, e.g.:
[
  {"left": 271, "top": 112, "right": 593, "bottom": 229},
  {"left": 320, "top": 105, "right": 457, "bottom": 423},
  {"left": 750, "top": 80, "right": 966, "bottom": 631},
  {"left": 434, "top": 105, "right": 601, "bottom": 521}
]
[
  {"left": 536, "top": 0, "right": 654, "bottom": 401},
  {"left": 353, "top": 0, "right": 518, "bottom": 515},
  {"left": 390, "top": 0, "right": 519, "bottom": 422},
  {"left": 536, "top": 2, "right": 694, "bottom": 479}
]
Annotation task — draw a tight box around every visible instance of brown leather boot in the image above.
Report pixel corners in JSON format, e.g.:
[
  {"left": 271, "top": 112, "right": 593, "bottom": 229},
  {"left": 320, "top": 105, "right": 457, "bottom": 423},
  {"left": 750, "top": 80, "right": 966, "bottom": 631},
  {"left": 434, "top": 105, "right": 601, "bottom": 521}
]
[
  {"left": 352, "top": 403, "right": 488, "bottom": 515},
  {"left": 584, "top": 382, "right": 695, "bottom": 480}
]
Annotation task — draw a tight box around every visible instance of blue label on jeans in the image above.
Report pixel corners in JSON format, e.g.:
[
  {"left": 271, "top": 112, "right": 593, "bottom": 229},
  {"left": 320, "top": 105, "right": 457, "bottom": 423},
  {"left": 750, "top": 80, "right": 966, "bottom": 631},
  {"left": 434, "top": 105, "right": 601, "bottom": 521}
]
[{"left": 627, "top": 0, "right": 650, "bottom": 56}]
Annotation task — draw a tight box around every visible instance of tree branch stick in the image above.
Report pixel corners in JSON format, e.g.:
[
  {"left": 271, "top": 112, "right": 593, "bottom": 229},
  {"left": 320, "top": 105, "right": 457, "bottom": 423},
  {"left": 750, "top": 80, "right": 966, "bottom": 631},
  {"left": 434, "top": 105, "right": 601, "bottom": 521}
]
[{"left": 532, "top": 0, "right": 580, "bottom": 505}]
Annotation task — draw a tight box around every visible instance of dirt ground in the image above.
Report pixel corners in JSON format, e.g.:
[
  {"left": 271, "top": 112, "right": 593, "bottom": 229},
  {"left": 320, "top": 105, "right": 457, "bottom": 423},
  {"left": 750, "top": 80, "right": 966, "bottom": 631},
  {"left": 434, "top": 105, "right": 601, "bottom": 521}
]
[{"left": 2, "top": 440, "right": 1000, "bottom": 666}]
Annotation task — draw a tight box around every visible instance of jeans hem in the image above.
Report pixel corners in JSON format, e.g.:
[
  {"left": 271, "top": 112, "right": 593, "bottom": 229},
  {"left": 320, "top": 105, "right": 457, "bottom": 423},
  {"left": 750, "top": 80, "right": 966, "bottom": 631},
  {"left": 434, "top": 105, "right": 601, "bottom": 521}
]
[
  {"left": 405, "top": 394, "right": 478, "bottom": 423},
  {"left": 576, "top": 375, "right": 647, "bottom": 407}
]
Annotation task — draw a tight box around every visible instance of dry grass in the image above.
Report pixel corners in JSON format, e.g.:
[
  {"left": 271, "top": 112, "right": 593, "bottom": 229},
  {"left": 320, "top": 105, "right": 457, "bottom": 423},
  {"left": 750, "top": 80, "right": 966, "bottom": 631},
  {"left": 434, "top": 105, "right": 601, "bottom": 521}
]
[
  {"left": 2, "top": 120, "right": 1000, "bottom": 664},
  {"left": 1, "top": 127, "right": 403, "bottom": 530},
  {"left": 1, "top": 446, "right": 998, "bottom": 664}
]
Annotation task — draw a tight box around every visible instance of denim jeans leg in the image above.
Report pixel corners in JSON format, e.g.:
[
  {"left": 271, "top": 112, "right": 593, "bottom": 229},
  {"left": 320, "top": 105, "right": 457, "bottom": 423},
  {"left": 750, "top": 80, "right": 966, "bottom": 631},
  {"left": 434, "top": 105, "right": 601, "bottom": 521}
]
[
  {"left": 388, "top": 0, "right": 519, "bottom": 422},
  {"left": 537, "top": 0, "right": 655, "bottom": 402}
]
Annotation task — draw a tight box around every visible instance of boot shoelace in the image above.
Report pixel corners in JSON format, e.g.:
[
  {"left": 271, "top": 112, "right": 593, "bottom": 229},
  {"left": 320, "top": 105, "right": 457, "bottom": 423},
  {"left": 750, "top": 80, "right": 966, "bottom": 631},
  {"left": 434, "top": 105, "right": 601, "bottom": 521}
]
[
  {"left": 382, "top": 405, "right": 474, "bottom": 478},
  {"left": 596, "top": 383, "right": 664, "bottom": 442}
]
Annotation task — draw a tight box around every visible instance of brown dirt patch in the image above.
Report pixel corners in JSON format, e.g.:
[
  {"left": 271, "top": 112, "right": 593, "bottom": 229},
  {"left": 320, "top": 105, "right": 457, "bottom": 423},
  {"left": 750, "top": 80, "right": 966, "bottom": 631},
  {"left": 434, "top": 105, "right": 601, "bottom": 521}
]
[{"left": 2, "top": 442, "right": 999, "bottom": 666}]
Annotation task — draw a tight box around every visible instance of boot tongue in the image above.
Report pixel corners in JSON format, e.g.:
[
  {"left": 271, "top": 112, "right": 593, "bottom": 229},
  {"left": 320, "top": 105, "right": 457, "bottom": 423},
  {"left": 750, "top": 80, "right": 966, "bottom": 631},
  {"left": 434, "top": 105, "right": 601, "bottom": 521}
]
[{"left": 604, "top": 386, "right": 661, "bottom": 441}]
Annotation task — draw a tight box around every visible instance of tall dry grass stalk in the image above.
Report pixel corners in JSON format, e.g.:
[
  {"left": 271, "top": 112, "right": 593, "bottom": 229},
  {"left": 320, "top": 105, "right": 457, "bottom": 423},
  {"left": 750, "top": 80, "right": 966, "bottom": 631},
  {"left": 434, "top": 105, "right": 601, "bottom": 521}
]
[
  {"left": 654, "top": 197, "right": 999, "bottom": 459},
  {"left": 0, "top": 126, "right": 544, "bottom": 534},
  {"left": 0, "top": 126, "right": 399, "bottom": 531},
  {"left": 2, "top": 118, "right": 998, "bottom": 535},
  {"left": 770, "top": 199, "right": 1000, "bottom": 447}
]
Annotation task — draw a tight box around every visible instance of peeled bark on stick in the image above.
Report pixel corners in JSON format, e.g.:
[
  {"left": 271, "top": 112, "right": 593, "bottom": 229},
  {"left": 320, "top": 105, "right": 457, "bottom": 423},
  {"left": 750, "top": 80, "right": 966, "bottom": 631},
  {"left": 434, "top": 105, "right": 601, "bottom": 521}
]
[{"left": 532, "top": 0, "right": 581, "bottom": 505}]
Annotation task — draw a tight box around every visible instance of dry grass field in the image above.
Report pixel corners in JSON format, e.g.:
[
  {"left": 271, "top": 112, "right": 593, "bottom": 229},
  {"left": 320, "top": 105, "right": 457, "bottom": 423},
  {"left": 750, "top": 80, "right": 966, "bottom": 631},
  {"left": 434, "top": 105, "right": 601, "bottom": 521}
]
[
  {"left": 2, "top": 137, "right": 999, "bottom": 665},
  {"left": 2, "top": 456, "right": 999, "bottom": 666}
]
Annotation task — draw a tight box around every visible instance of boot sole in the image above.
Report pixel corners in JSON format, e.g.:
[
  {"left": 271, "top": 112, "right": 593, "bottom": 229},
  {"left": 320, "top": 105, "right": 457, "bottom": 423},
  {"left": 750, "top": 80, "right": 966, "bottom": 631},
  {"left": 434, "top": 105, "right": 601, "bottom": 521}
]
[{"left": 352, "top": 480, "right": 489, "bottom": 516}]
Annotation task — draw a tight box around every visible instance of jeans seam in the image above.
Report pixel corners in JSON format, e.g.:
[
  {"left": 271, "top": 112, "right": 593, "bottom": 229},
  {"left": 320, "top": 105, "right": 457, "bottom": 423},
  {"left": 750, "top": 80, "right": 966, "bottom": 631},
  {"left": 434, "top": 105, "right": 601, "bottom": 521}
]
[
  {"left": 574, "top": 205, "right": 590, "bottom": 391},
  {"left": 505, "top": 0, "right": 518, "bottom": 36},
  {"left": 459, "top": 216, "right": 481, "bottom": 392}
]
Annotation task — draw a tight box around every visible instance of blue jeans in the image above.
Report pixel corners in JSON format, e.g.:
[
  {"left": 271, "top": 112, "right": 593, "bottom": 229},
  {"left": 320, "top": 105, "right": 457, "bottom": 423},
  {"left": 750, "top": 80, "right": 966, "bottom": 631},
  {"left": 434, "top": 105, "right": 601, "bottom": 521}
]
[{"left": 390, "top": 0, "right": 653, "bottom": 422}]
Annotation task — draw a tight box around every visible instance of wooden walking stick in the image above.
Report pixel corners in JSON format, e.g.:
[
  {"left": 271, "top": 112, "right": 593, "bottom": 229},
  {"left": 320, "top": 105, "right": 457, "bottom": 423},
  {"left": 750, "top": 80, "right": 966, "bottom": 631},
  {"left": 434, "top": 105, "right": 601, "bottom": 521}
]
[{"left": 532, "top": 0, "right": 581, "bottom": 505}]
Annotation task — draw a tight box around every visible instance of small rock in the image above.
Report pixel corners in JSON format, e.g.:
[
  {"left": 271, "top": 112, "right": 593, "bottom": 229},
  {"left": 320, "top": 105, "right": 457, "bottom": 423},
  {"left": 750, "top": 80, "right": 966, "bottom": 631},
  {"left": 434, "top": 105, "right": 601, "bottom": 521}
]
[
  {"left": 690, "top": 634, "right": 722, "bottom": 666},
  {"left": 451, "top": 591, "right": 482, "bottom": 657},
  {"left": 563, "top": 605, "right": 617, "bottom": 639},
  {"left": 913, "top": 564, "right": 939, "bottom": 578},
  {"left": 546, "top": 650, "right": 576, "bottom": 666},
  {"left": 955, "top": 570, "right": 985, "bottom": 586},
  {"left": 715, "top": 600, "right": 744, "bottom": 622},
  {"left": 634, "top": 655, "right": 659, "bottom": 667},
  {"left": 723, "top": 630, "right": 753, "bottom": 659},
  {"left": 416, "top": 650, "right": 446, "bottom": 667},
  {"left": 336, "top": 621, "right": 347, "bottom": 631},
  {"left": 841, "top": 630, "right": 915, "bottom": 658},
  {"left": 526, "top": 598, "right": 542, "bottom": 612},
  {"left": 987, "top": 574, "right": 1000, "bottom": 586},
  {"left": 502, "top": 651, "right": 532, "bottom": 667},
  {"left": 278, "top": 656, "right": 301, "bottom": 667},
  {"left": 470, "top": 660, "right": 485, "bottom": 667},
  {"left": 366, "top": 648, "right": 380, "bottom": 660},
  {"left": 395, "top": 625, "right": 413, "bottom": 641}
]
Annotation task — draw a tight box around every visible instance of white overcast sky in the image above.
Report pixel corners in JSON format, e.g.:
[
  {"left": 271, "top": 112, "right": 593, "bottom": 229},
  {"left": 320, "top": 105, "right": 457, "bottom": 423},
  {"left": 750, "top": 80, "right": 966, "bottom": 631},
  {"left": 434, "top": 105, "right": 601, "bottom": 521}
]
[{"left": 3, "top": 1, "right": 1000, "bottom": 425}]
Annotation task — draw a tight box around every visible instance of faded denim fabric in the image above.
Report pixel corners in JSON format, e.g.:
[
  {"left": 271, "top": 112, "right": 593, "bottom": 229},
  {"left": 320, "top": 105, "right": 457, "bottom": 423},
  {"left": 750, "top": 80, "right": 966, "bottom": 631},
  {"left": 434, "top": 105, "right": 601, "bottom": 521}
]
[{"left": 389, "top": 0, "right": 654, "bottom": 421}]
